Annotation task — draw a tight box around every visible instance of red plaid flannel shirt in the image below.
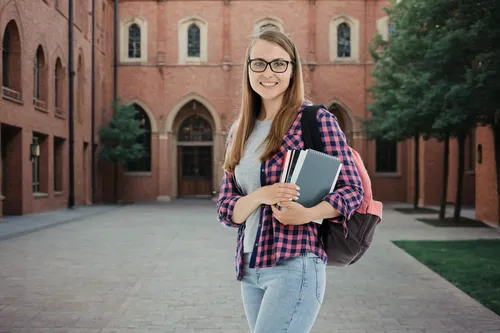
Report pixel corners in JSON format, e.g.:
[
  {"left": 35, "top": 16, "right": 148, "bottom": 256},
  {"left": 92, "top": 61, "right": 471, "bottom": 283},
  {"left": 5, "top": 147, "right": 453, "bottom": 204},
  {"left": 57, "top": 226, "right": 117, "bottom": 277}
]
[{"left": 217, "top": 104, "right": 364, "bottom": 280}]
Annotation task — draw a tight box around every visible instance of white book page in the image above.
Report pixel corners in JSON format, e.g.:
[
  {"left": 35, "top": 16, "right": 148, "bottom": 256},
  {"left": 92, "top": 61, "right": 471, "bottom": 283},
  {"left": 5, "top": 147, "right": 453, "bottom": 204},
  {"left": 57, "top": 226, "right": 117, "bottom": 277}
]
[
  {"left": 290, "top": 150, "right": 308, "bottom": 185},
  {"left": 279, "top": 150, "right": 292, "bottom": 183}
]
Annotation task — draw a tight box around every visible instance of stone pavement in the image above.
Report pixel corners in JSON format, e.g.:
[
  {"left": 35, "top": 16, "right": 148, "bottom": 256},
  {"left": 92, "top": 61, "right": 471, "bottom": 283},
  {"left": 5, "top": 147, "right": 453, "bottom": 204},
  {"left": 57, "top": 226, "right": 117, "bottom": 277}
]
[
  {"left": 0, "top": 200, "right": 499, "bottom": 333},
  {"left": 0, "top": 204, "right": 123, "bottom": 241}
]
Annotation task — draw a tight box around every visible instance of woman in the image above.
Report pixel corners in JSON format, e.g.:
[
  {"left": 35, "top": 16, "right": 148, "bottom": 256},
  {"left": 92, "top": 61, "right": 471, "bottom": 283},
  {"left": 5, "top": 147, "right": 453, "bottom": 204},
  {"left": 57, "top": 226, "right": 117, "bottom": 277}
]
[{"left": 216, "top": 28, "right": 364, "bottom": 333}]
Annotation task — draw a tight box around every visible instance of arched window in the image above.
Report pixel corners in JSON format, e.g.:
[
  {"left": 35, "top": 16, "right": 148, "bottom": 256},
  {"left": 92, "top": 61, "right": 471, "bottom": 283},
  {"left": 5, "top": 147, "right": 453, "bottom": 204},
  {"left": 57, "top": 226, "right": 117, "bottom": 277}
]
[
  {"left": 55, "top": 58, "right": 63, "bottom": 112},
  {"left": 77, "top": 55, "right": 84, "bottom": 123},
  {"left": 127, "top": 105, "right": 152, "bottom": 172},
  {"left": 337, "top": 23, "right": 351, "bottom": 58},
  {"left": 178, "top": 115, "right": 212, "bottom": 142},
  {"left": 33, "top": 46, "right": 44, "bottom": 100},
  {"left": 128, "top": 24, "right": 141, "bottom": 58},
  {"left": 2, "top": 20, "right": 22, "bottom": 101},
  {"left": 2, "top": 28, "right": 10, "bottom": 87},
  {"left": 187, "top": 24, "right": 200, "bottom": 57}
]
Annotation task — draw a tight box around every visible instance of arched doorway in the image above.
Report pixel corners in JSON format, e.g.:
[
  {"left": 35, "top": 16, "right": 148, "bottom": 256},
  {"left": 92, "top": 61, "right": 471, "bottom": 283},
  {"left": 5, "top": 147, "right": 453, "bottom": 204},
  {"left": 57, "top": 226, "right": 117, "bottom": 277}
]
[
  {"left": 328, "top": 103, "right": 353, "bottom": 145},
  {"left": 176, "top": 102, "right": 214, "bottom": 197}
]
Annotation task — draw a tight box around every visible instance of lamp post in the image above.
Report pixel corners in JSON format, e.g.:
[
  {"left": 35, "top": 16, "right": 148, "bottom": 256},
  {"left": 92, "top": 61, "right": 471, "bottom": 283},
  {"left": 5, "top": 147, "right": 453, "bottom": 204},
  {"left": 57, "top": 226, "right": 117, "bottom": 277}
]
[{"left": 30, "top": 137, "right": 40, "bottom": 161}]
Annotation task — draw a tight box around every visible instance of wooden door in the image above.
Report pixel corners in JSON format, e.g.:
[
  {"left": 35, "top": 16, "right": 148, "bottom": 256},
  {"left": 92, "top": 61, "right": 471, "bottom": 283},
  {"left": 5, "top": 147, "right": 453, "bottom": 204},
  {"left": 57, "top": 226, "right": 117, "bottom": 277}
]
[{"left": 178, "top": 146, "right": 212, "bottom": 197}]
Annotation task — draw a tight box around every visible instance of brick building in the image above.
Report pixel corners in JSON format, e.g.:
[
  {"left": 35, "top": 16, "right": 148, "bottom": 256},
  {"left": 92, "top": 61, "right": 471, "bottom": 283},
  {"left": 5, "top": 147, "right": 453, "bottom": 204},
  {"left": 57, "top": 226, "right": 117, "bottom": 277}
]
[{"left": 0, "top": 0, "right": 497, "bottom": 226}]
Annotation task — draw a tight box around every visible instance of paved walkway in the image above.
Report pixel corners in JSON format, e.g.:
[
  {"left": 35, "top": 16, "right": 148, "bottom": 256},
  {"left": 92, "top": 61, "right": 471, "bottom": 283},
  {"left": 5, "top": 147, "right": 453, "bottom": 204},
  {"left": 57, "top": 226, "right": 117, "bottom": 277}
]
[
  {"left": 0, "top": 200, "right": 498, "bottom": 333},
  {"left": 0, "top": 204, "right": 123, "bottom": 241}
]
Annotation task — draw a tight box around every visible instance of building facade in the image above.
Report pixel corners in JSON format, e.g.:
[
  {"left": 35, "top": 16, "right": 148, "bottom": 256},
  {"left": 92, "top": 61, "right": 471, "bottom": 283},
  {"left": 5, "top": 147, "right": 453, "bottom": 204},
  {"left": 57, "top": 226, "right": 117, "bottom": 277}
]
[
  {"left": 0, "top": 0, "right": 498, "bottom": 226},
  {"left": 0, "top": 0, "right": 113, "bottom": 217}
]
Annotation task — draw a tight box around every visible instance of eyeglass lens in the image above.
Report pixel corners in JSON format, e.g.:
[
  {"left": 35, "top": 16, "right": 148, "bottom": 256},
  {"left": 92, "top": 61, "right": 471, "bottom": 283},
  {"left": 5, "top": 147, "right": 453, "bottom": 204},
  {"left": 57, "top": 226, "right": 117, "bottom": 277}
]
[{"left": 250, "top": 60, "right": 289, "bottom": 73}]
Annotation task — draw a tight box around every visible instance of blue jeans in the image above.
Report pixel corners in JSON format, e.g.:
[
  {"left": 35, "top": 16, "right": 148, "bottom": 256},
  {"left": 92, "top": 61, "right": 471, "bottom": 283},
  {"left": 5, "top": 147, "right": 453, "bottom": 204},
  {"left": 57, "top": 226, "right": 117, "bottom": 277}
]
[{"left": 241, "top": 253, "right": 326, "bottom": 333}]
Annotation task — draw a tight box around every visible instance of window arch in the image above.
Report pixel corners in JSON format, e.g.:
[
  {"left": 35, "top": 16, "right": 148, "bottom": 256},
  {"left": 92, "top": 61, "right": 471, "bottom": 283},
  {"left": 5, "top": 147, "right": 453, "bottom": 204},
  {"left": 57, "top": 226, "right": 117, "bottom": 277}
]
[
  {"left": 329, "top": 15, "right": 360, "bottom": 62},
  {"left": 377, "top": 16, "right": 394, "bottom": 42},
  {"left": 178, "top": 17, "right": 208, "bottom": 64},
  {"left": 187, "top": 24, "right": 200, "bottom": 57},
  {"left": 120, "top": 17, "right": 148, "bottom": 63},
  {"left": 127, "top": 104, "right": 152, "bottom": 172},
  {"left": 54, "top": 57, "right": 64, "bottom": 115},
  {"left": 33, "top": 45, "right": 47, "bottom": 109},
  {"left": 178, "top": 115, "right": 212, "bottom": 142},
  {"left": 128, "top": 24, "right": 141, "bottom": 58},
  {"left": 2, "top": 20, "right": 22, "bottom": 102}
]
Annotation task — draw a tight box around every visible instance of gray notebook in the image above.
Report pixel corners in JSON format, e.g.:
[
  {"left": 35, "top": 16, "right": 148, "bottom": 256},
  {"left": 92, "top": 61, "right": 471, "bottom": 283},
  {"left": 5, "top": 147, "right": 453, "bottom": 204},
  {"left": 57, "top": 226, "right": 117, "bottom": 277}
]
[{"left": 289, "top": 149, "right": 342, "bottom": 208}]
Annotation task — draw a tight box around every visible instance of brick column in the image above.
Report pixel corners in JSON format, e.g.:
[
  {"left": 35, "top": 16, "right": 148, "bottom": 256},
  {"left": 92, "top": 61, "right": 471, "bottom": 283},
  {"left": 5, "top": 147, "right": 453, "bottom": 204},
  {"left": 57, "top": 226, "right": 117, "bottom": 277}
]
[
  {"left": 222, "top": 0, "right": 231, "bottom": 67},
  {"left": 157, "top": 0, "right": 167, "bottom": 64},
  {"left": 157, "top": 134, "right": 171, "bottom": 201},
  {"left": 307, "top": 0, "right": 317, "bottom": 65}
]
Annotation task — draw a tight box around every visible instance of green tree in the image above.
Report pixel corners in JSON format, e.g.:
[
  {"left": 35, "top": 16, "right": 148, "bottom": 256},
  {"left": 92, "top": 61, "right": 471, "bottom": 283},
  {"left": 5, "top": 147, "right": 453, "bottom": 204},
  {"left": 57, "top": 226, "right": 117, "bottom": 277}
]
[
  {"left": 365, "top": 0, "right": 435, "bottom": 210},
  {"left": 99, "top": 101, "right": 145, "bottom": 202},
  {"left": 366, "top": 0, "right": 497, "bottom": 221},
  {"left": 463, "top": 0, "right": 500, "bottom": 224}
]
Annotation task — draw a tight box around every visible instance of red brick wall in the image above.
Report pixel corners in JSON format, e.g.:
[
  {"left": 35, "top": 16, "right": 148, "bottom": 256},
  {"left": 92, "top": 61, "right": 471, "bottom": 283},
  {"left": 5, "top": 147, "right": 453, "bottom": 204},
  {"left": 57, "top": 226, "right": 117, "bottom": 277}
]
[
  {"left": 1, "top": 0, "right": 497, "bottom": 225},
  {"left": 476, "top": 126, "right": 499, "bottom": 226},
  {"left": 0, "top": 0, "right": 111, "bottom": 215}
]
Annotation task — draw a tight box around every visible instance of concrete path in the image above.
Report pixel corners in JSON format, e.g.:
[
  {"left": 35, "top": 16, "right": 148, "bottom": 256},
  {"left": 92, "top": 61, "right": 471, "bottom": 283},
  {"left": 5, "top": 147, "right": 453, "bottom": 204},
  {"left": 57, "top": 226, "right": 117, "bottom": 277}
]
[{"left": 0, "top": 200, "right": 498, "bottom": 333}]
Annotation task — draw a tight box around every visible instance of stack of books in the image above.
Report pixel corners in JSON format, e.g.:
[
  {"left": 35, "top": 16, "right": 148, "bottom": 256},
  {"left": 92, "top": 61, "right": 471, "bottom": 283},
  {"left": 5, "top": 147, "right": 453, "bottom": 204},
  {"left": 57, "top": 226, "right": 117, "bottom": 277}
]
[{"left": 279, "top": 149, "right": 343, "bottom": 209}]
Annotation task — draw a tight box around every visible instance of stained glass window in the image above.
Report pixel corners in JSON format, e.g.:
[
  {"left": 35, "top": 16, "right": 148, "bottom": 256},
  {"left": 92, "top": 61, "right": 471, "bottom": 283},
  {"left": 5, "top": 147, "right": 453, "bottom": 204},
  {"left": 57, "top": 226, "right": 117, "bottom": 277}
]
[
  {"left": 187, "top": 24, "right": 200, "bottom": 57},
  {"left": 337, "top": 23, "right": 351, "bottom": 58},
  {"left": 128, "top": 24, "right": 141, "bottom": 58},
  {"left": 178, "top": 116, "right": 212, "bottom": 142}
]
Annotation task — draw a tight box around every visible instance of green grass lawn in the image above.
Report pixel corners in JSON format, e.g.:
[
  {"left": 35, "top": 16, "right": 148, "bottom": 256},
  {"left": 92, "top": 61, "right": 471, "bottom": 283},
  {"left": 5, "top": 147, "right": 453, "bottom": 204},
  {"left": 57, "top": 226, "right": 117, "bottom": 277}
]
[{"left": 392, "top": 239, "right": 500, "bottom": 316}]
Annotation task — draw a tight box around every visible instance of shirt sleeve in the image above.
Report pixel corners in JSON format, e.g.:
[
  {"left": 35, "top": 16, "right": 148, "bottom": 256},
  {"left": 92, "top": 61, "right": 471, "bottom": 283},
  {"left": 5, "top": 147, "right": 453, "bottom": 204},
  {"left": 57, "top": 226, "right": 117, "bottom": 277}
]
[
  {"left": 216, "top": 123, "right": 243, "bottom": 228},
  {"left": 216, "top": 170, "right": 243, "bottom": 228},
  {"left": 317, "top": 109, "right": 364, "bottom": 225}
]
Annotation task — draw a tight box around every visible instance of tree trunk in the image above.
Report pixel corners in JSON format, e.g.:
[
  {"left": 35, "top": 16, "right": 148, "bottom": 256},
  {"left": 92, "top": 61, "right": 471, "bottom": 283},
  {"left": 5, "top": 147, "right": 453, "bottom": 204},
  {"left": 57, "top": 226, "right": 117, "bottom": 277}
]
[
  {"left": 113, "top": 162, "right": 118, "bottom": 202},
  {"left": 453, "top": 134, "right": 466, "bottom": 222},
  {"left": 439, "top": 135, "right": 450, "bottom": 220},
  {"left": 413, "top": 135, "right": 420, "bottom": 209},
  {"left": 493, "top": 121, "right": 500, "bottom": 225}
]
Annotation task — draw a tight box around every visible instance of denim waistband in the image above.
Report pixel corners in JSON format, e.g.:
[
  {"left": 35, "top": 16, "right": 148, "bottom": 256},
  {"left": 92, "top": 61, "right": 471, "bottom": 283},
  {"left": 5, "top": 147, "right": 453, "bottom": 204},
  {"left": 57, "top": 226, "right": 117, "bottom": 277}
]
[{"left": 243, "top": 252, "right": 318, "bottom": 262}]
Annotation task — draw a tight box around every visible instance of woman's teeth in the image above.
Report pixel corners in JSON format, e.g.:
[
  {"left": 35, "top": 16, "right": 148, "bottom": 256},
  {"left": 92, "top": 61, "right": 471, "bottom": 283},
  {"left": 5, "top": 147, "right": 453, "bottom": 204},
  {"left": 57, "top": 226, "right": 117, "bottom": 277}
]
[{"left": 261, "top": 82, "right": 277, "bottom": 86}]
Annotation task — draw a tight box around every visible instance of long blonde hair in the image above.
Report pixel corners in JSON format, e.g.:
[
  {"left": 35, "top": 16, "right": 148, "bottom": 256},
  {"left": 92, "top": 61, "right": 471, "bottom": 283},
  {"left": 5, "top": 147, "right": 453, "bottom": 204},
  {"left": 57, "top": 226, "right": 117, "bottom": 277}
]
[{"left": 223, "top": 29, "right": 305, "bottom": 173}]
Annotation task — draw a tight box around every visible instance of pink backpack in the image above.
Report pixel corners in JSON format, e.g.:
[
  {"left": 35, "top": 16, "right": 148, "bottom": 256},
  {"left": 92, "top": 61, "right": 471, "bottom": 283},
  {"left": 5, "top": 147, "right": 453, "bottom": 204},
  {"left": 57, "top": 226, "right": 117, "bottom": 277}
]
[
  {"left": 302, "top": 105, "right": 383, "bottom": 267},
  {"left": 350, "top": 148, "right": 383, "bottom": 220}
]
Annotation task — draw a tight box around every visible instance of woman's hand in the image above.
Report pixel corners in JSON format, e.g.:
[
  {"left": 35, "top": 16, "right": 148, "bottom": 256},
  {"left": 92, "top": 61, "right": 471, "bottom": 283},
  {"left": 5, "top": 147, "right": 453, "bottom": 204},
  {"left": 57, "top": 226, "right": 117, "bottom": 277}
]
[
  {"left": 271, "top": 201, "right": 311, "bottom": 225},
  {"left": 257, "top": 183, "right": 300, "bottom": 205}
]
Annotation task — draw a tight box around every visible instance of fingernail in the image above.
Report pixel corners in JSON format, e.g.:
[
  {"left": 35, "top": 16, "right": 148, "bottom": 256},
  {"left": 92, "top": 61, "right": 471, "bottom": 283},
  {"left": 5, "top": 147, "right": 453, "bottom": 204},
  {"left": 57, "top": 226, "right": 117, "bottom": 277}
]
[
  {"left": 289, "top": 198, "right": 293, "bottom": 201},
  {"left": 297, "top": 192, "right": 300, "bottom": 196},
  {"left": 296, "top": 186, "right": 300, "bottom": 190},
  {"left": 294, "top": 196, "right": 298, "bottom": 201}
]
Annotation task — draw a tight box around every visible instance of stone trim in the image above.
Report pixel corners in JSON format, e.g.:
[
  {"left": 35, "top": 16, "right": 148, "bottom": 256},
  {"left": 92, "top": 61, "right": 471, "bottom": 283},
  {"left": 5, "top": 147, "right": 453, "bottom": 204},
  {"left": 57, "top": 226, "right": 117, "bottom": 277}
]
[
  {"left": 376, "top": 16, "right": 390, "bottom": 41},
  {"left": 120, "top": 16, "right": 148, "bottom": 64},
  {"left": 329, "top": 14, "right": 360, "bottom": 63},
  {"left": 178, "top": 16, "right": 208, "bottom": 64}
]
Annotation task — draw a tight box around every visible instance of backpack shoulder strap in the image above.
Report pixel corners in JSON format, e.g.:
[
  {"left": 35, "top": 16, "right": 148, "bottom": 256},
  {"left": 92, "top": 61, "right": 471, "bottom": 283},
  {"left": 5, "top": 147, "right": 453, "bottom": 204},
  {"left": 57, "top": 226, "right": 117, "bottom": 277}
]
[{"left": 301, "top": 105, "right": 324, "bottom": 152}]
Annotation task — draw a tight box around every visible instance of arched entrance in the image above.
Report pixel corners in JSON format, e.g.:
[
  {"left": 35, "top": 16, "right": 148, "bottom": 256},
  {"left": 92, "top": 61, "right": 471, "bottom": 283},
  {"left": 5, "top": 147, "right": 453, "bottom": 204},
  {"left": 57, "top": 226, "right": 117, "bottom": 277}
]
[
  {"left": 328, "top": 102, "right": 354, "bottom": 145},
  {"left": 175, "top": 101, "right": 214, "bottom": 197}
]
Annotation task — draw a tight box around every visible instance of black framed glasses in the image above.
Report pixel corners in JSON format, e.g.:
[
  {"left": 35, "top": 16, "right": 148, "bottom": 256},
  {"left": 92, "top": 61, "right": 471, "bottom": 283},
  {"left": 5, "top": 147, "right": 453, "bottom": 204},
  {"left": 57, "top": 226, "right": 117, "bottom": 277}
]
[{"left": 248, "top": 59, "right": 294, "bottom": 73}]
